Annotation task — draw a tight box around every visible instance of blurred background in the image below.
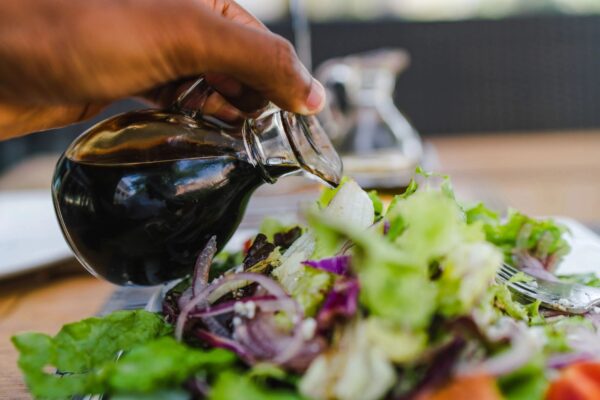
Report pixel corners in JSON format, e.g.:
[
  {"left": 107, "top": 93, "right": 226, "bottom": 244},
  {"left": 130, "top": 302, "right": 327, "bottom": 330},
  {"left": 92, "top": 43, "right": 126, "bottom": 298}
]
[{"left": 4, "top": 0, "right": 600, "bottom": 167}]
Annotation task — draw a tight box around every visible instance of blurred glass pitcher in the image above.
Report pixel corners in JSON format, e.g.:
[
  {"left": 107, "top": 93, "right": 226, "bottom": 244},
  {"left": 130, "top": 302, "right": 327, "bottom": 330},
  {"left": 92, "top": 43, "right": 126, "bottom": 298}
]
[{"left": 316, "top": 49, "right": 423, "bottom": 191}]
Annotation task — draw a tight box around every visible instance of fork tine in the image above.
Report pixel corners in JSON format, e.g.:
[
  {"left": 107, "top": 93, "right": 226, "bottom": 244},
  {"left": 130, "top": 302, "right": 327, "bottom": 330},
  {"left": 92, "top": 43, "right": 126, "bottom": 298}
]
[
  {"left": 495, "top": 264, "right": 544, "bottom": 302},
  {"left": 497, "top": 265, "right": 517, "bottom": 281},
  {"left": 497, "top": 269, "right": 514, "bottom": 281},
  {"left": 501, "top": 263, "right": 521, "bottom": 275},
  {"left": 497, "top": 264, "right": 545, "bottom": 296},
  {"left": 500, "top": 263, "right": 519, "bottom": 275}
]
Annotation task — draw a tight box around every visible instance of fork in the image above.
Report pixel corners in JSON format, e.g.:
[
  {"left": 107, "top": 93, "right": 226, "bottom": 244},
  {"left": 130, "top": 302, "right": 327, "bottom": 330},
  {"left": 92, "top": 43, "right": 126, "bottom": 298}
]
[{"left": 495, "top": 263, "right": 600, "bottom": 314}]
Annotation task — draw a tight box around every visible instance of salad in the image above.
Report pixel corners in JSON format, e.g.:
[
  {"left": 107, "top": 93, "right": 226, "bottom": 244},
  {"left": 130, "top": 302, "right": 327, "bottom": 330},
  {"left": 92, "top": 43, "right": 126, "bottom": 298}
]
[{"left": 13, "top": 170, "right": 600, "bottom": 400}]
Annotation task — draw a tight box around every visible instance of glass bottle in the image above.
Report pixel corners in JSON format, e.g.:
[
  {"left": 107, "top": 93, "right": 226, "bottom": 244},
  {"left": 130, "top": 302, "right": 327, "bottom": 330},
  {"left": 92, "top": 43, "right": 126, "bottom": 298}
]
[{"left": 52, "top": 78, "right": 341, "bottom": 286}]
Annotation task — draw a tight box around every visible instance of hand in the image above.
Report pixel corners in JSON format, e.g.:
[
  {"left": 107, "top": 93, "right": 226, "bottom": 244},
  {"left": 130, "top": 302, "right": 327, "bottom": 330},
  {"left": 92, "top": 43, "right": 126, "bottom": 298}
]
[{"left": 0, "top": 0, "right": 325, "bottom": 140}]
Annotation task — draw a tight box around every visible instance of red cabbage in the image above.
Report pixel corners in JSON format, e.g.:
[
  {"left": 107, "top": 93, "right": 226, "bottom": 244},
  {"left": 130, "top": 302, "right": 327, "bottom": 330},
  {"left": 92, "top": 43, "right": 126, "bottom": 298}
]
[
  {"left": 303, "top": 255, "right": 351, "bottom": 276},
  {"left": 317, "top": 277, "right": 359, "bottom": 329}
]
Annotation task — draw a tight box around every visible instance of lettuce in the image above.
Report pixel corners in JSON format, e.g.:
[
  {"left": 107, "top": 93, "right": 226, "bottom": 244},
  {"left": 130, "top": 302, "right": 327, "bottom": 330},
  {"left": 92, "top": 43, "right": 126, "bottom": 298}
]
[
  {"left": 211, "top": 371, "right": 303, "bottom": 400},
  {"left": 437, "top": 242, "right": 501, "bottom": 316},
  {"left": 367, "top": 190, "right": 384, "bottom": 220},
  {"left": 318, "top": 176, "right": 350, "bottom": 208},
  {"left": 273, "top": 179, "right": 373, "bottom": 315},
  {"left": 299, "top": 321, "right": 395, "bottom": 400},
  {"left": 559, "top": 272, "right": 600, "bottom": 287},
  {"left": 466, "top": 204, "right": 570, "bottom": 271},
  {"left": 12, "top": 310, "right": 172, "bottom": 398},
  {"left": 272, "top": 232, "right": 332, "bottom": 316},
  {"left": 497, "top": 357, "right": 549, "bottom": 400},
  {"left": 12, "top": 311, "right": 234, "bottom": 398},
  {"left": 102, "top": 337, "right": 234, "bottom": 394}
]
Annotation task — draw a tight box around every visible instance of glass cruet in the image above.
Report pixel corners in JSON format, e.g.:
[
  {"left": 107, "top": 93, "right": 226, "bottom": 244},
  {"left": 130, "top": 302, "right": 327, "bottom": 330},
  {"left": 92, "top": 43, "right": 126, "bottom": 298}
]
[
  {"left": 51, "top": 77, "right": 342, "bottom": 285},
  {"left": 316, "top": 49, "right": 423, "bottom": 191}
]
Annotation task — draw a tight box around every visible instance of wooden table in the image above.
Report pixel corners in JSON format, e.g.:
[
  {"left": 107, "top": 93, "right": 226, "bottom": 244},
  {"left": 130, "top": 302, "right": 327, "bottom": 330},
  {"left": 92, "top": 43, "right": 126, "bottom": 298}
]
[{"left": 1, "top": 130, "right": 600, "bottom": 398}]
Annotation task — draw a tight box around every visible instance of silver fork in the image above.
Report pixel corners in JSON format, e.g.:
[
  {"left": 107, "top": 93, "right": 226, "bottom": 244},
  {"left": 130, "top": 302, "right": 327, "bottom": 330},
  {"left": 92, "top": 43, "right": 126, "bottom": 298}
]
[{"left": 495, "top": 263, "right": 600, "bottom": 314}]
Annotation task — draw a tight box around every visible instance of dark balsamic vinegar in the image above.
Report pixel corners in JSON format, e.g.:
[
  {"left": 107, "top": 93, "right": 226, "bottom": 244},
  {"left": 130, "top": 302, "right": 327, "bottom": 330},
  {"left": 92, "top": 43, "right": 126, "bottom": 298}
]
[{"left": 53, "top": 143, "right": 290, "bottom": 286}]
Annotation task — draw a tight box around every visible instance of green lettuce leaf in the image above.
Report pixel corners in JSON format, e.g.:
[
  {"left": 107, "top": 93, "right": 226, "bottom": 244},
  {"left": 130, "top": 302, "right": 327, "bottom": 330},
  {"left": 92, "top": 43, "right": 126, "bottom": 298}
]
[
  {"left": 466, "top": 204, "right": 570, "bottom": 271},
  {"left": 491, "top": 285, "right": 530, "bottom": 321},
  {"left": 309, "top": 192, "right": 438, "bottom": 330},
  {"left": 273, "top": 179, "right": 374, "bottom": 315},
  {"left": 367, "top": 190, "right": 384, "bottom": 221},
  {"left": 318, "top": 176, "right": 350, "bottom": 208},
  {"left": 498, "top": 357, "right": 549, "bottom": 400},
  {"left": 12, "top": 310, "right": 172, "bottom": 398},
  {"left": 12, "top": 311, "right": 233, "bottom": 398},
  {"left": 210, "top": 371, "right": 303, "bottom": 400},
  {"left": 101, "top": 337, "right": 234, "bottom": 394},
  {"left": 559, "top": 272, "right": 600, "bottom": 287},
  {"left": 272, "top": 232, "right": 331, "bottom": 316},
  {"left": 260, "top": 218, "right": 298, "bottom": 242}
]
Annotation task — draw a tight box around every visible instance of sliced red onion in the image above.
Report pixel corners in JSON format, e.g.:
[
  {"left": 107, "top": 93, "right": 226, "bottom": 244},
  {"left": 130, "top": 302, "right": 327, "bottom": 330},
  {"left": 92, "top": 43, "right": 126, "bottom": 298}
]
[
  {"left": 457, "top": 319, "right": 535, "bottom": 377},
  {"left": 547, "top": 352, "right": 595, "bottom": 369},
  {"left": 184, "top": 376, "right": 210, "bottom": 398},
  {"left": 521, "top": 266, "right": 560, "bottom": 283},
  {"left": 514, "top": 252, "right": 559, "bottom": 281},
  {"left": 176, "top": 272, "right": 299, "bottom": 340},
  {"left": 193, "top": 236, "right": 218, "bottom": 296},
  {"left": 317, "top": 277, "right": 359, "bottom": 329},
  {"left": 303, "top": 255, "right": 351, "bottom": 276},
  {"left": 558, "top": 317, "right": 600, "bottom": 357},
  {"left": 233, "top": 313, "right": 324, "bottom": 370},
  {"left": 189, "top": 295, "right": 290, "bottom": 318},
  {"left": 398, "top": 338, "right": 466, "bottom": 400},
  {"left": 195, "top": 329, "right": 252, "bottom": 360}
]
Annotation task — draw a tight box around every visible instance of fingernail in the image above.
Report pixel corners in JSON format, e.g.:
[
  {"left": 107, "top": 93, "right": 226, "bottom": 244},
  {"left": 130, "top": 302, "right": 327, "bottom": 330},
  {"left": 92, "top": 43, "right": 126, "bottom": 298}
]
[
  {"left": 304, "top": 79, "right": 326, "bottom": 113},
  {"left": 217, "top": 104, "right": 243, "bottom": 121}
]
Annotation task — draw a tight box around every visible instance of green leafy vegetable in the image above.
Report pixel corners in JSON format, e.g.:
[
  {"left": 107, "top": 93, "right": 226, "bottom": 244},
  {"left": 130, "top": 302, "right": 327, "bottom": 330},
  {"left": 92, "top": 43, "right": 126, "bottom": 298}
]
[
  {"left": 102, "top": 337, "right": 234, "bottom": 393},
  {"left": 111, "top": 389, "right": 190, "bottom": 400},
  {"left": 491, "top": 285, "right": 530, "bottom": 321},
  {"left": 12, "top": 310, "right": 172, "bottom": 398},
  {"left": 367, "top": 190, "right": 384, "bottom": 220},
  {"left": 466, "top": 204, "right": 570, "bottom": 271},
  {"left": 260, "top": 218, "right": 298, "bottom": 243},
  {"left": 273, "top": 233, "right": 332, "bottom": 316},
  {"left": 559, "top": 272, "right": 600, "bottom": 287},
  {"left": 498, "top": 357, "right": 549, "bottom": 400},
  {"left": 211, "top": 371, "right": 304, "bottom": 400},
  {"left": 318, "top": 176, "right": 350, "bottom": 208}
]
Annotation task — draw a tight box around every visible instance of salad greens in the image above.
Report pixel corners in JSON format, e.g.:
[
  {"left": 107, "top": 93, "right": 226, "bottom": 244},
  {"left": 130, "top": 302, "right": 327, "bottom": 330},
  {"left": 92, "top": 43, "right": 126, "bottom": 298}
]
[{"left": 13, "top": 170, "right": 600, "bottom": 400}]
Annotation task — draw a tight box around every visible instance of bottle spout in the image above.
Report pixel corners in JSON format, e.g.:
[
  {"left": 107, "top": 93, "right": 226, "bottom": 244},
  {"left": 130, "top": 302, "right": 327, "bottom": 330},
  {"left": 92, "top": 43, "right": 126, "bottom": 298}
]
[
  {"left": 280, "top": 113, "right": 343, "bottom": 187},
  {"left": 244, "top": 108, "right": 343, "bottom": 187}
]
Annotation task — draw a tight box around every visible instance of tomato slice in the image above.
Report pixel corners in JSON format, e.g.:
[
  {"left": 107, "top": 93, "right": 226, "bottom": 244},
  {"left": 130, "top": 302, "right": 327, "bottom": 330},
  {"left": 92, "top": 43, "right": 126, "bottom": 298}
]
[
  {"left": 547, "top": 362, "right": 600, "bottom": 400},
  {"left": 418, "top": 375, "right": 503, "bottom": 400}
]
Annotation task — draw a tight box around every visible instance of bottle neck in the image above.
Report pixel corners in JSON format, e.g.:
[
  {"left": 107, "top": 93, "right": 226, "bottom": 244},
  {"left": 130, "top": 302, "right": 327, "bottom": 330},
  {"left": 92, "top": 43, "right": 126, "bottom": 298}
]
[
  {"left": 243, "top": 108, "right": 342, "bottom": 187},
  {"left": 242, "top": 109, "right": 299, "bottom": 184}
]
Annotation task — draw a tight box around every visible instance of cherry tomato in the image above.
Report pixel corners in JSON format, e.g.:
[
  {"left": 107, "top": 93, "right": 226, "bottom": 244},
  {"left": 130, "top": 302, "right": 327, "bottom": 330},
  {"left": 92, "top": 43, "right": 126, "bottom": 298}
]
[
  {"left": 547, "top": 362, "right": 600, "bottom": 400},
  {"left": 418, "top": 375, "right": 503, "bottom": 400}
]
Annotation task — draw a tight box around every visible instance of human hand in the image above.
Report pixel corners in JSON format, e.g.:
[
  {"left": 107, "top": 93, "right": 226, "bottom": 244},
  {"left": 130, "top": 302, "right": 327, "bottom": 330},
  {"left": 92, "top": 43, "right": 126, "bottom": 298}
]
[{"left": 0, "top": 0, "right": 325, "bottom": 139}]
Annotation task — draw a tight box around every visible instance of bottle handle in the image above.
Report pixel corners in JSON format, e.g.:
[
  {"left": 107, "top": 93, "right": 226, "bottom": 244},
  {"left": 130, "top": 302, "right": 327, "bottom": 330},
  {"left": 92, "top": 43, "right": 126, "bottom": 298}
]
[{"left": 170, "top": 76, "right": 214, "bottom": 119}]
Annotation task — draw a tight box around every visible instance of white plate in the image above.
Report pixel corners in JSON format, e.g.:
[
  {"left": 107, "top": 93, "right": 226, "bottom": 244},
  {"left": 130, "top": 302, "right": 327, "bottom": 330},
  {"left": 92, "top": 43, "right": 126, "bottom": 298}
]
[
  {"left": 555, "top": 217, "right": 600, "bottom": 276},
  {"left": 0, "top": 190, "right": 73, "bottom": 279}
]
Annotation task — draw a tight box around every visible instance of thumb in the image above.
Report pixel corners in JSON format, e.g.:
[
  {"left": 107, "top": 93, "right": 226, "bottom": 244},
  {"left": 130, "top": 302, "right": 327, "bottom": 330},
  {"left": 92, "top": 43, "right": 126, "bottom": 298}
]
[{"left": 200, "top": 21, "right": 326, "bottom": 115}]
